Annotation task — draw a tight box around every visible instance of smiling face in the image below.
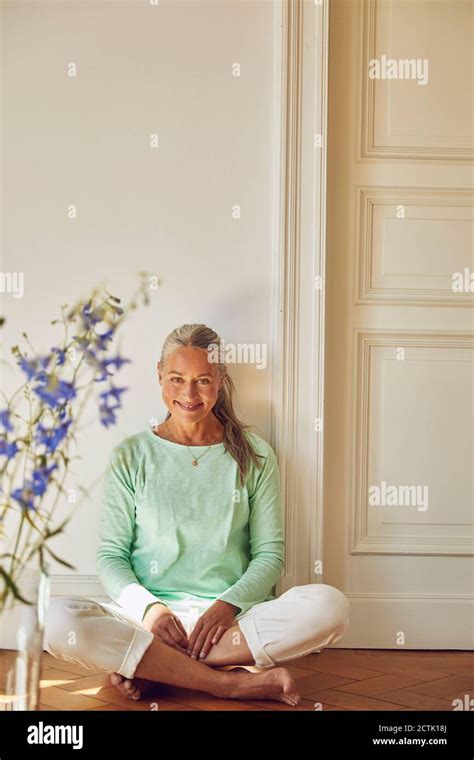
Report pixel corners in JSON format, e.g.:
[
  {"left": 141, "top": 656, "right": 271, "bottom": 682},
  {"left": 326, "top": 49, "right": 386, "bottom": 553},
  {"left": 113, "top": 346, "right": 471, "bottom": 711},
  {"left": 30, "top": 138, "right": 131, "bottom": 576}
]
[{"left": 157, "top": 346, "right": 224, "bottom": 423}]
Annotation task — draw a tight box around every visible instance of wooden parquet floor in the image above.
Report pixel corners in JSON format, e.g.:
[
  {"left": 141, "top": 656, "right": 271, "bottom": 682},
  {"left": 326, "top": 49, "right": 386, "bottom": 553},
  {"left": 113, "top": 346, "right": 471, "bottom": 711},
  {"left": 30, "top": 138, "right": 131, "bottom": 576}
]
[{"left": 28, "top": 648, "right": 474, "bottom": 711}]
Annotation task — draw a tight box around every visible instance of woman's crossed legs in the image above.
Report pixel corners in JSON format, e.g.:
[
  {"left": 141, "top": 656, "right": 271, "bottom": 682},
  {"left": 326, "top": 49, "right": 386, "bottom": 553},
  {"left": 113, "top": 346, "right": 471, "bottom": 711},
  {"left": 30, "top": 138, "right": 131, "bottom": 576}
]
[{"left": 44, "top": 584, "right": 349, "bottom": 706}]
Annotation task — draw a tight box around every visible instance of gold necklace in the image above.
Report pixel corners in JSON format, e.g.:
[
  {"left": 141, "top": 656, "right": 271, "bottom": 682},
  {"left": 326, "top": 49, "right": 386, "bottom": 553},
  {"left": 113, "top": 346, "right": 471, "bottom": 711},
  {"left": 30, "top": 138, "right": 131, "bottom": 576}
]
[{"left": 165, "top": 421, "right": 222, "bottom": 466}]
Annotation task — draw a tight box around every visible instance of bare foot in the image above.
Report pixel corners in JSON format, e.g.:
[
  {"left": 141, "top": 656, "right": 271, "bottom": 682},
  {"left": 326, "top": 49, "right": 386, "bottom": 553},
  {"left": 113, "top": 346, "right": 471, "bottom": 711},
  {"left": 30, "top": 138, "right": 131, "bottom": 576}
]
[
  {"left": 224, "top": 666, "right": 301, "bottom": 706},
  {"left": 110, "top": 672, "right": 157, "bottom": 701},
  {"left": 110, "top": 666, "right": 301, "bottom": 707}
]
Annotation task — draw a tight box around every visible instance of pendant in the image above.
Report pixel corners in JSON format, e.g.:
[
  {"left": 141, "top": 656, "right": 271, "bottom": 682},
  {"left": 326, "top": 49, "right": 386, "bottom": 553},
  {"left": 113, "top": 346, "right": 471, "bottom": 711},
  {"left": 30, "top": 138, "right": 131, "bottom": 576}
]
[{"left": 192, "top": 460, "right": 198, "bottom": 466}]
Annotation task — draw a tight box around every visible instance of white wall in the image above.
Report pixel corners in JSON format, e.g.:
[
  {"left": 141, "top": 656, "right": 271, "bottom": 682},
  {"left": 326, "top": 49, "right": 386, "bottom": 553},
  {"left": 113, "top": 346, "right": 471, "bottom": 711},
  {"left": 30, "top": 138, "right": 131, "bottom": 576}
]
[{"left": 0, "top": 0, "right": 279, "bottom": 587}]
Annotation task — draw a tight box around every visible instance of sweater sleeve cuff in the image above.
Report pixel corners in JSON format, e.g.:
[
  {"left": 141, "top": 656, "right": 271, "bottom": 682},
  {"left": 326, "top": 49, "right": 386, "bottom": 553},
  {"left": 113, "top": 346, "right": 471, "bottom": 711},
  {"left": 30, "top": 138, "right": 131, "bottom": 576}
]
[
  {"left": 214, "top": 592, "right": 245, "bottom": 614},
  {"left": 115, "top": 583, "right": 168, "bottom": 622}
]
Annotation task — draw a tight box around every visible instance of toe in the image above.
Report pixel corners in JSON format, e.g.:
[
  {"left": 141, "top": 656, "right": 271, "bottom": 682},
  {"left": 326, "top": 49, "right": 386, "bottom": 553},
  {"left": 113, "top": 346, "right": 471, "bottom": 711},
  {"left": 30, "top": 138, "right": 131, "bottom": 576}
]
[{"left": 123, "top": 680, "right": 140, "bottom": 698}]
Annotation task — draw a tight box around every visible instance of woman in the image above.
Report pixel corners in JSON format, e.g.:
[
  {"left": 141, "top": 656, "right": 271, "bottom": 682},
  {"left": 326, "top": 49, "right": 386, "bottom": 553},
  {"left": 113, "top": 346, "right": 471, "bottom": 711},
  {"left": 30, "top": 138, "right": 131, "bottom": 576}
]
[{"left": 44, "top": 324, "right": 350, "bottom": 707}]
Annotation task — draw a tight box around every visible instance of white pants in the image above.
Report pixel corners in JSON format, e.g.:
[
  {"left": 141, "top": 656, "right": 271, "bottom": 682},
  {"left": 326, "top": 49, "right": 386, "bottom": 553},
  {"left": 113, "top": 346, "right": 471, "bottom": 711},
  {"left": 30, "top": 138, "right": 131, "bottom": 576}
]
[{"left": 43, "top": 584, "right": 350, "bottom": 679}]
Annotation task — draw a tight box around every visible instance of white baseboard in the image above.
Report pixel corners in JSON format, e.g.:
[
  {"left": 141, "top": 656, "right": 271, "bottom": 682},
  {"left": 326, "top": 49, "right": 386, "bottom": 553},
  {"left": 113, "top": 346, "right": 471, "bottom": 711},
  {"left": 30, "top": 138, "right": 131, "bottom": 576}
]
[
  {"left": 331, "top": 592, "right": 474, "bottom": 650},
  {"left": 47, "top": 574, "right": 107, "bottom": 599}
]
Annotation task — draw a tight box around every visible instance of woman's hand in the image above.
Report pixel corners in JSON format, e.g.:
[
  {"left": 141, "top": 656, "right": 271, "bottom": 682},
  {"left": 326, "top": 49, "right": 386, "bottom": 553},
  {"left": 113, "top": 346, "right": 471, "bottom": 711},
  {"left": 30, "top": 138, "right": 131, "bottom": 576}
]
[
  {"left": 186, "top": 600, "right": 239, "bottom": 660},
  {"left": 142, "top": 603, "right": 189, "bottom": 653}
]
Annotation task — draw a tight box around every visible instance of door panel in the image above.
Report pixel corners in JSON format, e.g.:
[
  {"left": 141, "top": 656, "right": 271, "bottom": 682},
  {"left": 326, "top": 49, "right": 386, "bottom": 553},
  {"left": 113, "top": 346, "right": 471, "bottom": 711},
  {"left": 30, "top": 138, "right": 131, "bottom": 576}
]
[{"left": 325, "top": 0, "right": 474, "bottom": 648}]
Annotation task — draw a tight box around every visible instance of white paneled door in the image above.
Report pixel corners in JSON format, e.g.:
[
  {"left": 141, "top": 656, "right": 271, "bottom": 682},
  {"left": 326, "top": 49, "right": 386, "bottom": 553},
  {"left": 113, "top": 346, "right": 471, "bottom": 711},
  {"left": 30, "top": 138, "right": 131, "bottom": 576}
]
[{"left": 324, "top": 0, "right": 473, "bottom": 648}]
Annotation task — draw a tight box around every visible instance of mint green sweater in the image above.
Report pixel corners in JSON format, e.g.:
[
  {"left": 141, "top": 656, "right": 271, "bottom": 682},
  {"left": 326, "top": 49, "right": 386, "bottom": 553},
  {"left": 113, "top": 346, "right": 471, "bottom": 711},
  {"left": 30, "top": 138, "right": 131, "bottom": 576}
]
[{"left": 96, "top": 428, "right": 285, "bottom": 622}]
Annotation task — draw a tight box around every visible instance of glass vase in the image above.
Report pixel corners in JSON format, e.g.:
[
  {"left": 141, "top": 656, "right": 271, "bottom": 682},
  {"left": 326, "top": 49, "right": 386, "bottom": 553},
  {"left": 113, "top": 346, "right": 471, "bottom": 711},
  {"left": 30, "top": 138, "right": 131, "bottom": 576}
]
[{"left": 0, "top": 562, "right": 51, "bottom": 711}]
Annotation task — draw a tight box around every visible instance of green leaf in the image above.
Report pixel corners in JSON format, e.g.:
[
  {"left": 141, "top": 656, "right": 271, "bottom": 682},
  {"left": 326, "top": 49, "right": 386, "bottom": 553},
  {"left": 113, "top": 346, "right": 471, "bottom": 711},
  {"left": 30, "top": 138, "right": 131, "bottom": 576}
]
[
  {"left": 0, "top": 567, "right": 33, "bottom": 605},
  {"left": 23, "top": 508, "right": 42, "bottom": 534},
  {"left": 104, "top": 291, "right": 121, "bottom": 303},
  {"left": 43, "top": 545, "right": 76, "bottom": 571},
  {"left": 44, "top": 516, "right": 71, "bottom": 540}
]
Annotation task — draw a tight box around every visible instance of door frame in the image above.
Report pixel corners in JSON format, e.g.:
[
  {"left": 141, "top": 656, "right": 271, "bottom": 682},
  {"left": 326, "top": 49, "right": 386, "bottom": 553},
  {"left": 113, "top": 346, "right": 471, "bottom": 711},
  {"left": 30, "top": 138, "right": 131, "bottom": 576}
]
[{"left": 271, "top": 0, "right": 330, "bottom": 592}]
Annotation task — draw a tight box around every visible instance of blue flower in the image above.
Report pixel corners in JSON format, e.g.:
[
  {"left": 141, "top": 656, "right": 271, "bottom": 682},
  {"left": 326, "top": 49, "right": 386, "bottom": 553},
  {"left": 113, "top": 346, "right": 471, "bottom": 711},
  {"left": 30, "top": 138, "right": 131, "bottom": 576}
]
[
  {"left": 57, "top": 405, "right": 68, "bottom": 421},
  {"left": 99, "top": 385, "right": 128, "bottom": 404},
  {"left": 12, "top": 463, "right": 58, "bottom": 510},
  {"left": 18, "top": 355, "right": 51, "bottom": 381},
  {"left": 35, "top": 419, "right": 72, "bottom": 453},
  {"left": 94, "top": 355, "right": 131, "bottom": 383},
  {"left": 33, "top": 375, "right": 77, "bottom": 408},
  {"left": 105, "top": 355, "right": 131, "bottom": 372},
  {"left": 99, "top": 402, "right": 120, "bottom": 428},
  {"left": 94, "top": 328, "right": 114, "bottom": 351},
  {"left": 81, "top": 301, "right": 104, "bottom": 329},
  {"left": 51, "top": 347, "right": 66, "bottom": 366},
  {"left": 31, "top": 463, "right": 58, "bottom": 496},
  {"left": 97, "top": 382, "right": 128, "bottom": 428},
  {"left": 0, "top": 438, "right": 19, "bottom": 460},
  {"left": 0, "top": 409, "right": 14, "bottom": 432},
  {"left": 12, "top": 486, "right": 35, "bottom": 510}
]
